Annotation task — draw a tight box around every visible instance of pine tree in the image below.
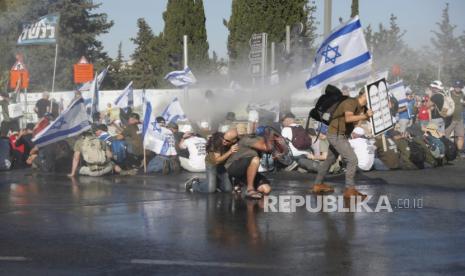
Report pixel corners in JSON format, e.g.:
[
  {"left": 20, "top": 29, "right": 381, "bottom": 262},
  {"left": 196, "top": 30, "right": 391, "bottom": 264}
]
[
  {"left": 130, "top": 18, "right": 159, "bottom": 89},
  {"left": 162, "top": 0, "right": 210, "bottom": 76},
  {"left": 431, "top": 3, "right": 461, "bottom": 84},
  {"left": 105, "top": 42, "right": 129, "bottom": 89}
]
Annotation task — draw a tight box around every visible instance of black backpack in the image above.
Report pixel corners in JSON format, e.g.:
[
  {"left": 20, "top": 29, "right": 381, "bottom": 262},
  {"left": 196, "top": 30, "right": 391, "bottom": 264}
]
[
  {"left": 309, "top": 85, "right": 348, "bottom": 125},
  {"left": 440, "top": 136, "right": 457, "bottom": 161},
  {"left": 290, "top": 125, "right": 312, "bottom": 150},
  {"left": 408, "top": 139, "right": 426, "bottom": 169}
]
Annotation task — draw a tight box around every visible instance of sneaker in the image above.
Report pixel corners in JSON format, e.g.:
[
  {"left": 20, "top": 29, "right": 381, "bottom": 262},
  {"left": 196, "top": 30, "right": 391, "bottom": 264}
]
[
  {"left": 162, "top": 159, "right": 170, "bottom": 175},
  {"left": 284, "top": 161, "right": 299, "bottom": 171},
  {"left": 184, "top": 177, "right": 198, "bottom": 192},
  {"left": 310, "top": 183, "right": 335, "bottom": 194}
]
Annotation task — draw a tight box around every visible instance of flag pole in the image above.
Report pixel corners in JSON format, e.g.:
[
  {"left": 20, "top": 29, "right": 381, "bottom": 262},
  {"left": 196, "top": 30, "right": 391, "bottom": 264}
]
[
  {"left": 183, "top": 35, "right": 189, "bottom": 106},
  {"left": 142, "top": 88, "right": 147, "bottom": 173},
  {"left": 51, "top": 43, "right": 58, "bottom": 93}
]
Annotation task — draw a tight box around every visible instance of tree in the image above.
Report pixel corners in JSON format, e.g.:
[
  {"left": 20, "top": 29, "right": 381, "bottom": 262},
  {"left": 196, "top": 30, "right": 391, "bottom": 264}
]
[
  {"left": 129, "top": 18, "right": 159, "bottom": 89},
  {"left": 430, "top": 3, "right": 462, "bottom": 84},
  {"left": 225, "top": 0, "right": 315, "bottom": 82},
  {"left": 0, "top": 0, "right": 113, "bottom": 92},
  {"left": 162, "top": 0, "right": 210, "bottom": 75},
  {"left": 104, "top": 42, "right": 130, "bottom": 90}
]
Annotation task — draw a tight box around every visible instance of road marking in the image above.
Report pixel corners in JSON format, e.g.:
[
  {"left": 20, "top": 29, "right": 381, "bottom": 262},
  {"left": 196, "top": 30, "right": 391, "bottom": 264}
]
[
  {"left": 130, "top": 259, "right": 276, "bottom": 269},
  {"left": 0, "top": 256, "right": 28, "bottom": 261}
]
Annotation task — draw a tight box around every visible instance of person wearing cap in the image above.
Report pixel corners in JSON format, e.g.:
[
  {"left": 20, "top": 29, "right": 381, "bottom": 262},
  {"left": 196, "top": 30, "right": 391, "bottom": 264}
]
[
  {"left": 34, "top": 92, "right": 51, "bottom": 119},
  {"left": 444, "top": 80, "right": 464, "bottom": 153},
  {"left": 281, "top": 112, "right": 320, "bottom": 173},
  {"left": 311, "top": 86, "right": 373, "bottom": 199},
  {"left": 428, "top": 80, "right": 446, "bottom": 132},
  {"left": 178, "top": 126, "right": 207, "bottom": 172},
  {"left": 417, "top": 95, "right": 431, "bottom": 128},
  {"left": 397, "top": 88, "right": 416, "bottom": 134},
  {"left": 115, "top": 113, "right": 143, "bottom": 168},
  {"left": 349, "top": 127, "right": 376, "bottom": 171}
]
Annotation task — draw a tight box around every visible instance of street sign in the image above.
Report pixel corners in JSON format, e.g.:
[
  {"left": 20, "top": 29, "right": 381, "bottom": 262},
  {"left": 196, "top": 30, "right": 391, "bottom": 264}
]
[
  {"left": 249, "top": 33, "right": 267, "bottom": 78},
  {"left": 249, "top": 51, "right": 262, "bottom": 60}
]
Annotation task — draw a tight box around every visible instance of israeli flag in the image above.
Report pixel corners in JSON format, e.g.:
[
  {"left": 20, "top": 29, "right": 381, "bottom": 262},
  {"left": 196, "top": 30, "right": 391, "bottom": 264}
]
[
  {"left": 79, "top": 66, "right": 108, "bottom": 92},
  {"left": 164, "top": 67, "right": 197, "bottom": 87},
  {"left": 306, "top": 16, "right": 372, "bottom": 91},
  {"left": 389, "top": 80, "right": 408, "bottom": 108},
  {"left": 114, "top": 81, "right": 134, "bottom": 109},
  {"left": 161, "top": 97, "right": 186, "bottom": 124},
  {"left": 32, "top": 98, "right": 91, "bottom": 148},
  {"left": 143, "top": 100, "right": 176, "bottom": 155}
]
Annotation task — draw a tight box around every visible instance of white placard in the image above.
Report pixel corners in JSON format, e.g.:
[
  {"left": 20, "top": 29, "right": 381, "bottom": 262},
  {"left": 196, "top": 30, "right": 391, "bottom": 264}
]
[
  {"left": 366, "top": 78, "right": 394, "bottom": 136},
  {"left": 8, "top": 103, "right": 24, "bottom": 119}
]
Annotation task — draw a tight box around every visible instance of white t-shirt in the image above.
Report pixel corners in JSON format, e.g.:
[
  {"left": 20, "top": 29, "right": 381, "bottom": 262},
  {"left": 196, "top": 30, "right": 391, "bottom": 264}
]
[
  {"left": 281, "top": 124, "right": 311, "bottom": 157},
  {"left": 179, "top": 136, "right": 207, "bottom": 170},
  {"left": 349, "top": 137, "right": 376, "bottom": 171}
]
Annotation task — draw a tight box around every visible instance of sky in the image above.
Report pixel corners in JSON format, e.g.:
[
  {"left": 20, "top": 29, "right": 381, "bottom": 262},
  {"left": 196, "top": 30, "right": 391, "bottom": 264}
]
[{"left": 96, "top": 0, "right": 465, "bottom": 60}]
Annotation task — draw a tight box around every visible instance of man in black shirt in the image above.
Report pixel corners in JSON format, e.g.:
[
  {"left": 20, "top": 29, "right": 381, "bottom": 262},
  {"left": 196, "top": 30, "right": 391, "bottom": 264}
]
[{"left": 34, "top": 92, "right": 51, "bottom": 119}]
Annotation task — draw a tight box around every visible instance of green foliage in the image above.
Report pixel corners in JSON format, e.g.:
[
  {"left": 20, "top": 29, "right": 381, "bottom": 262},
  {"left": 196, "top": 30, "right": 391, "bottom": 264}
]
[
  {"left": 0, "top": 0, "right": 113, "bottom": 92},
  {"left": 351, "top": 0, "right": 359, "bottom": 18}
]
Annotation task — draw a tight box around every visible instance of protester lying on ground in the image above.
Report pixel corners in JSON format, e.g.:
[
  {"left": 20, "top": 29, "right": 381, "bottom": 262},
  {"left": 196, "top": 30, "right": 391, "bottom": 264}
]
[
  {"left": 178, "top": 126, "right": 207, "bottom": 172},
  {"left": 280, "top": 112, "right": 319, "bottom": 173},
  {"left": 349, "top": 127, "right": 375, "bottom": 171},
  {"left": 68, "top": 131, "right": 136, "bottom": 177},
  {"left": 185, "top": 132, "right": 238, "bottom": 193},
  {"left": 389, "top": 130, "right": 424, "bottom": 170},
  {"left": 311, "top": 86, "right": 372, "bottom": 199},
  {"left": 146, "top": 117, "right": 180, "bottom": 174},
  {"left": 115, "top": 113, "right": 143, "bottom": 168},
  {"left": 0, "top": 122, "right": 12, "bottom": 171},
  {"left": 373, "top": 134, "right": 401, "bottom": 171},
  {"left": 445, "top": 80, "right": 464, "bottom": 155},
  {"left": 223, "top": 128, "right": 272, "bottom": 200}
]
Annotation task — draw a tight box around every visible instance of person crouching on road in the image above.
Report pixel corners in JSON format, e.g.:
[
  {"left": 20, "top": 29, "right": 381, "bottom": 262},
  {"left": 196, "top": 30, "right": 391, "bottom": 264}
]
[
  {"left": 311, "top": 87, "right": 373, "bottom": 200},
  {"left": 224, "top": 128, "right": 272, "bottom": 200}
]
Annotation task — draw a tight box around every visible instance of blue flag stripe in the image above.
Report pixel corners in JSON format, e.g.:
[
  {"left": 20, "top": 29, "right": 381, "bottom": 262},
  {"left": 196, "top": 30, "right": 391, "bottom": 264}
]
[
  {"left": 33, "top": 123, "right": 91, "bottom": 145},
  {"left": 317, "top": 19, "right": 362, "bottom": 54},
  {"left": 306, "top": 52, "right": 371, "bottom": 89},
  {"left": 142, "top": 101, "right": 152, "bottom": 139}
]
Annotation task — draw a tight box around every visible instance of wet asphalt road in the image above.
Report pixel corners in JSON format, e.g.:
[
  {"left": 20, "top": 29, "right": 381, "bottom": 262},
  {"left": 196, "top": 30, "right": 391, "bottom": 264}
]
[{"left": 0, "top": 161, "right": 465, "bottom": 275}]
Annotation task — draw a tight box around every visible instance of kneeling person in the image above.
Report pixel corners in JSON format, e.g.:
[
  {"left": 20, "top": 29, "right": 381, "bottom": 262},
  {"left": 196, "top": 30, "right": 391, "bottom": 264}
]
[{"left": 224, "top": 129, "right": 272, "bottom": 199}]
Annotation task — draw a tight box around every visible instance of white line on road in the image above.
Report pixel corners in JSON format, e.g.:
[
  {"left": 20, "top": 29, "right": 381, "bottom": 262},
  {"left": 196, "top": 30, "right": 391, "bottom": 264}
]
[
  {"left": 130, "top": 259, "right": 277, "bottom": 269},
  {"left": 0, "top": 256, "right": 29, "bottom": 261}
]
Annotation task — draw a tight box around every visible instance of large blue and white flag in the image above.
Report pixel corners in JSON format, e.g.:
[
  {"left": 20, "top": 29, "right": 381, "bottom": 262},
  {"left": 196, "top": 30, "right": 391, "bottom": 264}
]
[
  {"left": 32, "top": 98, "right": 91, "bottom": 148},
  {"left": 79, "top": 66, "right": 108, "bottom": 92},
  {"left": 161, "top": 97, "right": 186, "bottom": 124},
  {"left": 389, "top": 80, "right": 408, "bottom": 108},
  {"left": 143, "top": 100, "right": 177, "bottom": 155},
  {"left": 164, "top": 67, "right": 197, "bottom": 87},
  {"left": 306, "top": 16, "right": 372, "bottom": 91},
  {"left": 114, "top": 81, "right": 134, "bottom": 109}
]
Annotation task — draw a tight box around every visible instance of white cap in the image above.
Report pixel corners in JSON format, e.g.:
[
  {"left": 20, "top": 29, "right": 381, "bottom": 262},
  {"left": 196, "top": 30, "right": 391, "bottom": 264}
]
[
  {"left": 353, "top": 127, "right": 365, "bottom": 136},
  {"left": 179, "top": 124, "right": 193, "bottom": 133},
  {"left": 430, "top": 80, "right": 444, "bottom": 90}
]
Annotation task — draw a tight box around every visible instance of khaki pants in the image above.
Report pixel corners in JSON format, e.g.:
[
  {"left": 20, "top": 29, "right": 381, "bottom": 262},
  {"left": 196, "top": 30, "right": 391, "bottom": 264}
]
[{"left": 79, "top": 162, "right": 113, "bottom": 176}]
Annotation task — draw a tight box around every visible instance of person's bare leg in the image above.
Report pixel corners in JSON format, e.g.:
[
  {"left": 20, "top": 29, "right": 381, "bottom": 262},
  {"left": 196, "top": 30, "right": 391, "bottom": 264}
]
[
  {"left": 457, "top": 136, "right": 463, "bottom": 151},
  {"left": 246, "top": 157, "right": 260, "bottom": 192},
  {"left": 257, "top": 184, "right": 271, "bottom": 195}
]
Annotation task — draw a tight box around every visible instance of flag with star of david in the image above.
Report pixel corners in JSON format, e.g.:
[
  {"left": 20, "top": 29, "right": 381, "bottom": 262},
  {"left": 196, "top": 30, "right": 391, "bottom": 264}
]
[
  {"left": 306, "top": 16, "right": 372, "bottom": 91},
  {"left": 32, "top": 97, "right": 91, "bottom": 148}
]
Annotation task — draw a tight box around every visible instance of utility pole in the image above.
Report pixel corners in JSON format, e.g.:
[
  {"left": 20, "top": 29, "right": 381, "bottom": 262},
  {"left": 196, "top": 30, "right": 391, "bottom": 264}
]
[{"left": 324, "top": 0, "right": 333, "bottom": 37}]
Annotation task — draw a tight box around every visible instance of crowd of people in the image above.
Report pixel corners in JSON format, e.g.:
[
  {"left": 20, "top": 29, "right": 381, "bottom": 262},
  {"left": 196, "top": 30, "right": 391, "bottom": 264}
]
[{"left": 0, "top": 79, "right": 464, "bottom": 200}]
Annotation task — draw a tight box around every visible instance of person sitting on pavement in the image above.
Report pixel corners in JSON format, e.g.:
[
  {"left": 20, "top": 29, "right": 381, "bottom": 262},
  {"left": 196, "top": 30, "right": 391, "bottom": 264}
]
[
  {"left": 146, "top": 117, "right": 180, "bottom": 174},
  {"left": 68, "top": 131, "right": 135, "bottom": 177},
  {"left": 223, "top": 128, "right": 272, "bottom": 199},
  {"left": 167, "top": 122, "right": 188, "bottom": 158},
  {"left": 373, "top": 134, "right": 401, "bottom": 171},
  {"left": 115, "top": 113, "right": 143, "bottom": 168},
  {"left": 349, "top": 127, "right": 376, "bottom": 171},
  {"left": 14, "top": 123, "right": 35, "bottom": 167},
  {"left": 281, "top": 112, "right": 319, "bottom": 173},
  {"left": 389, "top": 130, "right": 421, "bottom": 170},
  {"left": 185, "top": 132, "right": 238, "bottom": 193},
  {"left": 178, "top": 126, "right": 207, "bottom": 173}
]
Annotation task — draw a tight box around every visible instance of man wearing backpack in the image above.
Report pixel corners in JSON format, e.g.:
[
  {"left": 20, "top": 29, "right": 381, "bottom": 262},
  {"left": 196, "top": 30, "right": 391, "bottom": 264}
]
[
  {"left": 281, "top": 113, "right": 319, "bottom": 173},
  {"left": 311, "top": 87, "right": 373, "bottom": 200},
  {"left": 428, "top": 80, "right": 450, "bottom": 133},
  {"left": 444, "top": 80, "right": 464, "bottom": 155},
  {"left": 68, "top": 131, "right": 135, "bottom": 177}
]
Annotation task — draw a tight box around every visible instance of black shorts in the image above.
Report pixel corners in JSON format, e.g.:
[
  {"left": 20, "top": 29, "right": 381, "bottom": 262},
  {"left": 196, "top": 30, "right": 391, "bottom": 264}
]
[{"left": 227, "top": 157, "right": 270, "bottom": 189}]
